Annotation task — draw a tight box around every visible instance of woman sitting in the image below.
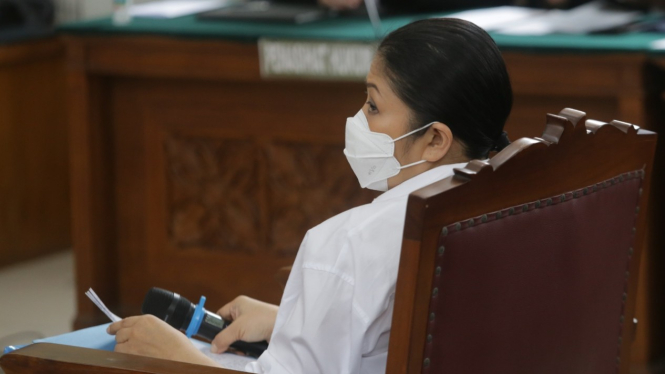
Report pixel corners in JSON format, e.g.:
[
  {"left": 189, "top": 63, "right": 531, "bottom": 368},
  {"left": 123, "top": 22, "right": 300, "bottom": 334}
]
[{"left": 106, "top": 17, "right": 513, "bottom": 374}]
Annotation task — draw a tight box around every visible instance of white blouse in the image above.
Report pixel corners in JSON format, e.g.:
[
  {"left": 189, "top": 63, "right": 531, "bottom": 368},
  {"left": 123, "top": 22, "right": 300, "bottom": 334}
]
[{"left": 246, "top": 163, "right": 467, "bottom": 374}]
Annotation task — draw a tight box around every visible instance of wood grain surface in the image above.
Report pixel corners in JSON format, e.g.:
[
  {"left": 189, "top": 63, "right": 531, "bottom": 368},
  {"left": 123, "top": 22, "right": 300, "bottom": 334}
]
[{"left": 0, "top": 39, "right": 70, "bottom": 268}]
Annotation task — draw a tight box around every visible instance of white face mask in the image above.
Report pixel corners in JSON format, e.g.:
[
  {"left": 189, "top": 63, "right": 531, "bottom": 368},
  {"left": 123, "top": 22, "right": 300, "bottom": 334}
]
[{"left": 343, "top": 110, "right": 435, "bottom": 192}]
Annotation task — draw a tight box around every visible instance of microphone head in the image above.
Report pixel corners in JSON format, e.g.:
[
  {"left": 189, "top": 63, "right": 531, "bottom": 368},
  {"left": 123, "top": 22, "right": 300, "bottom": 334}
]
[{"left": 141, "top": 287, "right": 194, "bottom": 330}]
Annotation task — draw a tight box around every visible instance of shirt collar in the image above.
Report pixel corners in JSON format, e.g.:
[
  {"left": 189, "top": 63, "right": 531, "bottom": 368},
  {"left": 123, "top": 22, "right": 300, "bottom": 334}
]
[{"left": 373, "top": 162, "right": 469, "bottom": 203}]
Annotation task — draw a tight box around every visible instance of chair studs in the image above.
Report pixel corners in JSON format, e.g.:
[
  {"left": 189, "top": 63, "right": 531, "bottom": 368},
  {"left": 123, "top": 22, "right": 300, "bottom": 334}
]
[
  {"left": 618, "top": 337, "right": 623, "bottom": 345},
  {"left": 620, "top": 175, "right": 625, "bottom": 182},
  {"left": 427, "top": 334, "right": 433, "bottom": 343},
  {"left": 546, "top": 198, "right": 553, "bottom": 206},
  {"left": 616, "top": 356, "right": 621, "bottom": 364},
  {"left": 522, "top": 204, "right": 528, "bottom": 212},
  {"left": 593, "top": 185, "right": 598, "bottom": 192},
  {"left": 509, "top": 207, "right": 515, "bottom": 215},
  {"left": 560, "top": 194, "right": 566, "bottom": 203},
  {"left": 429, "top": 312, "right": 435, "bottom": 322},
  {"left": 438, "top": 246, "right": 445, "bottom": 256},
  {"left": 635, "top": 206, "right": 640, "bottom": 214},
  {"left": 628, "top": 247, "right": 634, "bottom": 256},
  {"left": 622, "top": 293, "right": 627, "bottom": 302},
  {"left": 435, "top": 266, "right": 442, "bottom": 276},
  {"left": 626, "top": 271, "right": 630, "bottom": 279},
  {"left": 496, "top": 211, "right": 502, "bottom": 219},
  {"left": 639, "top": 188, "right": 643, "bottom": 196},
  {"left": 632, "top": 227, "right": 636, "bottom": 234},
  {"left": 620, "top": 315, "right": 625, "bottom": 323},
  {"left": 441, "top": 227, "right": 448, "bottom": 236},
  {"left": 535, "top": 201, "right": 541, "bottom": 208},
  {"left": 432, "top": 287, "right": 439, "bottom": 297},
  {"left": 481, "top": 214, "right": 488, "bottom": 223},
  {"left": 424, "top": 358, "right": 431, "bottom": 367},
  {"left": 455, "top": 222, "right": 461, "bottom": 231}
]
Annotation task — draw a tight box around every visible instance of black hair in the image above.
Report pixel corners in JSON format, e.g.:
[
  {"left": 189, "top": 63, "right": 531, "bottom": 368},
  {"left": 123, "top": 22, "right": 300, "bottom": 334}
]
[{"left": 377, "top": 18, "right": 513, "bottom": 159}]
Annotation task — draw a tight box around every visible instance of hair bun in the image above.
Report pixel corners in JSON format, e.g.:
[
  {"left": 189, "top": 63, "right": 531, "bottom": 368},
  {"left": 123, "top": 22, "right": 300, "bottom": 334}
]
[{"left": 491, "top": 131, "right": 510, "bottom": 153}]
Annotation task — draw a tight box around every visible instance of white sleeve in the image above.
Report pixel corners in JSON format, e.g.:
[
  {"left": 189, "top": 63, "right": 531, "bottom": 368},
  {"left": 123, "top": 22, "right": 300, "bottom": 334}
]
[{"left": 248, "top": 261, "right": 366, "bottom": 374}]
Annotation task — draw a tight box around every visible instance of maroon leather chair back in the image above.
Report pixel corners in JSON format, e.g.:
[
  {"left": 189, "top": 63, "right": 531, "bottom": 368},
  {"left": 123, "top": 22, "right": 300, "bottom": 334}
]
[
  {"left": 426, "top": 171, "right": 642, "bottom": 373},
  {"left": 386, "top": 109, "right": 657, "bottom": 374}
]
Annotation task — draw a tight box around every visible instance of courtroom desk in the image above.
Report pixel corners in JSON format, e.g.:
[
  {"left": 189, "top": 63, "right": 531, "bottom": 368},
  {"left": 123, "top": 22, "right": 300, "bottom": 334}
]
[
  {"left": 60, "top": 14, "right": 665, "bottom": 370},
  {"left": 0, "top": 39, "right": 70, "bottom": 268}
]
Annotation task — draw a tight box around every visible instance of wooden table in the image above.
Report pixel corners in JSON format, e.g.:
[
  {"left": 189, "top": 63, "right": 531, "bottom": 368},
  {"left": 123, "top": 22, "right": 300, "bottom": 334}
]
[{"left": 61, "top": 31, "right": 665, "bottom": 371}]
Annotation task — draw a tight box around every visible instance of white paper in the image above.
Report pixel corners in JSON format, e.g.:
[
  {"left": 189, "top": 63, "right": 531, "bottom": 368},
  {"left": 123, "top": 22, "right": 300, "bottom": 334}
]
[
  {"left": 494, "top": 10, "right": 560, "bottom": 35},
  {"left": 440, "top": 6, "right": 545, "bottom": 32},
  {"left": 129, "top": 0, "right": 233, "bottom": 19},
  {"left": 496, "top": 1, "right": 640, "bottom": 35},
  {"left": 651, "top": 38, "right": 665, "bottom": 50},
  {"left": 190, "top": 339, "right": 256, "bottom": 371},
  {"left": 85, "top": 288, "right": 122, "bottom": 323}
]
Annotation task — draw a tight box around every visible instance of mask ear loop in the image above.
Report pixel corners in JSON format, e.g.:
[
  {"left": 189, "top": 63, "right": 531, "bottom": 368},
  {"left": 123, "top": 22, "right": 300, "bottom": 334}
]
[
  {"left": 392, "top": 122, "right": 437, "bottom": 169},
  {"left": 398, "top": 159, "right": 428, "bottom": 169},
  {"left": 391, "top": 122, "right": 436, "bottom": 143}
]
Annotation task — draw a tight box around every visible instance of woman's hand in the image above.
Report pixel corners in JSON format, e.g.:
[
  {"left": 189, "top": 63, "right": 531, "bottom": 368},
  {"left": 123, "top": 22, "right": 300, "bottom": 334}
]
[
  {"left": 107, "top": 315, "right": 217, "bottom": 367},
  {"left": 211, "top": 296, "right": 279, "bottom": 354},
  {"left": 318, "top": 0, "right": 363, "bottom": 10}
]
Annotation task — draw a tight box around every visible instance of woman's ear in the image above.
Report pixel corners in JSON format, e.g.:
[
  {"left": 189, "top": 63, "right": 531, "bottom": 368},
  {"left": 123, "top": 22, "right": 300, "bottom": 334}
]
[{"left": 422, "top": 122, "right": 453, "bottom": 163}]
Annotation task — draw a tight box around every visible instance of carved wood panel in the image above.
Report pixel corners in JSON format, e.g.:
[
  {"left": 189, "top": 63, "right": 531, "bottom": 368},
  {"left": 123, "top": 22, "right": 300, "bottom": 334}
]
[
  {"left": 164, "top": 135, "right": 262, "bottom": 254},
  {"left": 163, "top": 133, "right": 374, "bottom": 257},
  {"left": 267, "top": 142, "right": 375, "bottom": 256}
]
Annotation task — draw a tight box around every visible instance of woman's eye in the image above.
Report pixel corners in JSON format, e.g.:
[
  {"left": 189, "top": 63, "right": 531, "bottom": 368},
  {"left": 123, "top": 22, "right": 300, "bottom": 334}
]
[{"left": 366, "top": 101, "right": 378, "bottom": 113}]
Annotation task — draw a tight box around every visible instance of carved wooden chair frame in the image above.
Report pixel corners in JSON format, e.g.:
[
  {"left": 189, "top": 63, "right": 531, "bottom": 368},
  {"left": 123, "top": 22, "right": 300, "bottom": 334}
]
[{"left": 385, "top": 108, "right": 656, "bottom": 374}]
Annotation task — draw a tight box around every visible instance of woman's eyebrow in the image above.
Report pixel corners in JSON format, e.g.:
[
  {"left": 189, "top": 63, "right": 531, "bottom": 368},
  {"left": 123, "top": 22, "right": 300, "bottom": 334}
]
[{"left": 366, "top": 82, "right": 381, "bottom": 96}]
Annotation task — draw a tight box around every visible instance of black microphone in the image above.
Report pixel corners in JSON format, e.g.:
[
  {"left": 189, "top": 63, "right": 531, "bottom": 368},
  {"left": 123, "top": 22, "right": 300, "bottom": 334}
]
[{"left": 141, "top": 287, "right": 268, "bottom": 358}]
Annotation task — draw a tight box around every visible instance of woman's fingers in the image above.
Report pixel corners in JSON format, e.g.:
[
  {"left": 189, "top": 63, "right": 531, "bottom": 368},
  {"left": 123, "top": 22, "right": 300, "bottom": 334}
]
[
  {"left": 216, "top": 302, "right": 235, "bottom": 320},
  {"left": 211, "top": 317, "right": 244, "bottom": 354},
  {"left": 210, "top": 296, "right": 278, "bottom": 354},
  {"left": 114, "top": 327, "right": 132, "bottom": 344},
  {"left": 216, "top": 295, "right": 249, "bottom": 320},
  {"left": 107, "top": 316, "right": 140, "bottom": 335}
]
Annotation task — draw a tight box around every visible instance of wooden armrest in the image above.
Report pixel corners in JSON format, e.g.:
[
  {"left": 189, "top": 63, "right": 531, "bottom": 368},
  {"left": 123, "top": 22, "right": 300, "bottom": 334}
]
[{"left": 0, "top": 343, "right": 242, "bottom": 374}]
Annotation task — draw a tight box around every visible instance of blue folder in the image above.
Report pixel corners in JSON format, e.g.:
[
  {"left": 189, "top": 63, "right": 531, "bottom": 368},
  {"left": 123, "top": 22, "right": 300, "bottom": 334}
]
[{"left": 3, "top": 323, "right": 115, "bottom": 354}]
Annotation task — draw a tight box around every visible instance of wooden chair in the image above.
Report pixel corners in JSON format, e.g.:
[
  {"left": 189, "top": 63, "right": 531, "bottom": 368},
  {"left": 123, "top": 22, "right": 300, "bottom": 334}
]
[
  {"left": 0, "top": 108, "right": 657, "bottom": 374},
  {"left": 386, "top": 108, "right": 656, "bottom": 374}
]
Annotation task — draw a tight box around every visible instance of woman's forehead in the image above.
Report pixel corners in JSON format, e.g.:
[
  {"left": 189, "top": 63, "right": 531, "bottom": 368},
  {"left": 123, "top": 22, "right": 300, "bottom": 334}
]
[
  {"left": 366, "top": 57, "right": 384, "bottom": 83},
  {"left": 366, "top": 58, "right": 411, "bottom": 118},
  {"left": 366, "top": 58, "right": 394, "bottom": 98}
]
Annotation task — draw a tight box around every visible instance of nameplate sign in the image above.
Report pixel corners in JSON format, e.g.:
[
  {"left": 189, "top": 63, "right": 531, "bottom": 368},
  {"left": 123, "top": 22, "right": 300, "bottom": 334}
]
[{"left": 259, "top": 39, "right": 377, "bottom": 81}]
